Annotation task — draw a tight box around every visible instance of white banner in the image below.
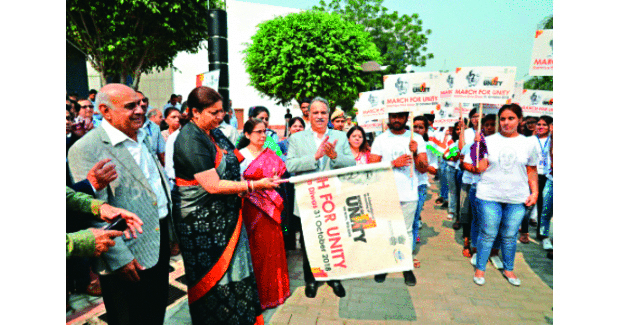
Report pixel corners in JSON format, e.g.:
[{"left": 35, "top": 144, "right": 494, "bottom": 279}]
[
  {"left": 452, "top": 67, "right": 516, "bottom": 104},
  {"left": 356, "top": 90, "right": 386, "bottom": 133},
  {"left": 529, "top": 30, "right": 553, "bottom": 76},
  {"left": 519, "top": 90, "right": 553, "bottom": 116},
  {"left": 383, "top": 72, "right": 441, "bottom": 115},
  {"left": 290, "top": 163, "right": 413, "bottom": 280}
]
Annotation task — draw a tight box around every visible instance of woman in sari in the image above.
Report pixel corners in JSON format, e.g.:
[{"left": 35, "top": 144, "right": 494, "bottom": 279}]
[
  {"left": 347, "top": 125, "right": 371, "bottom": 165},
  {"left": 237, "top": 118, "right": 290, "bottom": 310},
  {"left": 172, "top": 86, "right": 283, "bottom": 324}
]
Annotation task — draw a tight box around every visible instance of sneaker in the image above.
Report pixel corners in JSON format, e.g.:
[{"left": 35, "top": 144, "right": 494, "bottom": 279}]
[
  {"left": 542, "top": 238, "right": 553, "bottom": 250},
  {"left": 403, "top": 270, "right": 417, "bottom": 286},
  {"left": 374, "top": 273, "right": 387, "bottom": 283},
  {"left": 447, "top": 213, "right": 454, "bottom": 220},
  {"left": 489, "top": 255, "right": 504, "bottom": 270},
  {"left": 470, "top": 253, "right": 477, "bottom": 266}
]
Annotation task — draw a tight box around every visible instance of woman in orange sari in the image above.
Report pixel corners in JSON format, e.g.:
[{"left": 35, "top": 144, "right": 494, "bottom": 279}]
[
  {"left": 238, "top": 118, "right": 290, "bottom": 310},
  {"left": 172, "top": 87, "right": 283, "bottom": 324}
]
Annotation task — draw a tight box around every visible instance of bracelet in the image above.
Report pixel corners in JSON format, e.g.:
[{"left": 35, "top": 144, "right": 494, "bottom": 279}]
[
  {"left": 246, "top": 180, "right": 251, "bottom": 193},
  {"left": 250, "top": 180, "right": 255, "bottom": 192}
]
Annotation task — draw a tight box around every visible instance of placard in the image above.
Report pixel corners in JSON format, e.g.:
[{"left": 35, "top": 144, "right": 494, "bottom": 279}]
[
  {"left": 383, "top": 72, "right": 441, "bottom": 114},
  {"left": 356, "top": 90, "right": 386, "bottom": 133},
  {"left": 519, "top": 90, "right": 553, "bottom": 116},
  {"left": 529, "top": 30, "right": 553, "bottom": 76},
  {"left": 452, "top": 67, "right": 516, "bottom": 104},
  {"left": 290, "top": 163, "right": 414, "bottom": 280},
  {"left": 196, "top": 69, "right": 220, "bottom": 90}
]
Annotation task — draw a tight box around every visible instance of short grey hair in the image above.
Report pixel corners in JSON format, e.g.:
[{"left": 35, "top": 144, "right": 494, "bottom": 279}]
[
  {"left": 309, "top": 96, "right": 330, "bottom": 111},
  {"left": 146, "top": 109, "right": 160, "bottom": 118},
  {"left": 95, "top": 91, "right": 114, "bottom": 110}
]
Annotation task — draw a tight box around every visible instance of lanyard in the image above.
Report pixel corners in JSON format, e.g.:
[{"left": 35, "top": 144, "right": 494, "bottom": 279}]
[{"left": 536, "top": 136, "right": 550, "bottom": 166}]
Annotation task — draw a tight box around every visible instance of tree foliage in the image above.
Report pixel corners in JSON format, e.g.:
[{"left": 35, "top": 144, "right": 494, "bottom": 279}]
[
  {"left": 66, "top": 0, "right": 223, "bottom": 89},
  {"left": 243, "top": 10, "right": 381, "bottom": 110},
  {"left": 525, "top": 15, "right": 553, "bottom": 91},
  {"left": 314, "top": 0, "right": 433, "bottom": 76}
]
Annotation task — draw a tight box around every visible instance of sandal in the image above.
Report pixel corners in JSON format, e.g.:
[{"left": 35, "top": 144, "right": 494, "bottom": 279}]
[
  {"left": 86, "top": 279, "right": 102, "bottom": 296},
  {"left": 413, "top": 259, "right": 421, "bottom": 268},
  {"left": 462, "top": 238, "right": 472, "bottom": 258},
  {"left": 435, "top": 197, "right": 445, "bottom": 205},
  {"left": 519, "top": 233, "right": 530, "bottom": 244}
]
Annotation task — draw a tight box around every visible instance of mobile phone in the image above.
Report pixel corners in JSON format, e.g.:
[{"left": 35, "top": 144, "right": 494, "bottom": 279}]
[{"left": 104, "top": 217, "right": 128, "bottom": 231}]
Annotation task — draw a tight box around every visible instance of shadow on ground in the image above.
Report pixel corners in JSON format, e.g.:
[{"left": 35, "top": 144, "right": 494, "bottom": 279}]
[{"left": 447, "top": 219, "right": 553, "bottom": 289}]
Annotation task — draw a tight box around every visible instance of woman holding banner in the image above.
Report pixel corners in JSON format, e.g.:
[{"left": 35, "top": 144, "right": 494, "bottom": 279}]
[
  {"left": 238, "top": 118, "right": 291, "bottom": 310},
  {"left": 172, "top": 86, "right": 283, "bottom": 324},
  {"left": 472, "top": 104, "right": 538, "bottom": 287},
  {"left": 347, "top": 125, "right": 371, "bottom": 165}
]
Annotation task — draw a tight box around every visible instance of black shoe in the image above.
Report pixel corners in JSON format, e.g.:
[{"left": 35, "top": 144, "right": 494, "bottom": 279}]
[
  {"left": 441, "top": 201, "right": 449, "bottom": 208},
  {"left": 547, "top": 250, "right": 553, "bottom": 260},
  {"left": 374, "top": 273, "right": 387, "bottom": 283},
  {"left": 452, "top": 221, "right": 461, "bottom": 230},
  {"left": 328, "top": 280, "right": 346, "bottom": 298},
  {"left": 305, "top": 282, "right": 318, "bottom": 298},
  {"left": 435, "top": 197, "right": 445, "bottom": 205},
  {"left": 403, "top": 271, "right": 417, "bottom": 286}
]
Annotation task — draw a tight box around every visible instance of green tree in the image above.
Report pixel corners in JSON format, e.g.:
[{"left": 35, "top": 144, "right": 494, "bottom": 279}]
[
  {"left": 525, "top": 15, "right": 553, "bottom": 91},
  {"left": 243, "top": 10, "right": 381, "bottom": 111},
  {"left": 66, "top": 0, "right": 223, "bottom": 89},
  {"left": 314, "top": 0, "right": 433, "bottom": 78}
]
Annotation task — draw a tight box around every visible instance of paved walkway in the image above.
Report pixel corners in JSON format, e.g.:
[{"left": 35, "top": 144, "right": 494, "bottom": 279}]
[{"left": 67, "top": 179, "right": 553, "bottom": 324}]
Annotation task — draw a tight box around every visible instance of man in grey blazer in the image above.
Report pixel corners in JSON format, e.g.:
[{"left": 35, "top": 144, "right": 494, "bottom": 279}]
[
  {"left": 68, "top": 84, "right": 172, "bottom": 325},
  {"left": 286, "top": 97, "right": 356, "bottom": 299}
]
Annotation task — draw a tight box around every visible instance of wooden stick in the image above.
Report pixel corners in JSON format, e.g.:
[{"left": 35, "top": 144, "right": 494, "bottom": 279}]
[
  {"left": 475, "top": 103, "right": 483, "bottom": 168},
  {"left": 409, "top": 109, "right": 415, "bottom": 177}
]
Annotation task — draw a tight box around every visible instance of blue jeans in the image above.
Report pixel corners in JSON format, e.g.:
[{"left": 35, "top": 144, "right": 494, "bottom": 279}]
[
  {"left": 539, "top": 178, "right": 553, "bottom": 237},
  {"left": 413, "top": 184, "right": 428, "bottom": 251},
  {"left": 439, "top": 160, "right": 449, "bottom": 199},
  {"left": 446, "top": 165, "right": 462, "bottom": 217},
  {"left": 476, "top": 199, "right": 526, "bottom": 272},
  {"left": 469, "top": 185, "right": 501, "bottom": 250}
]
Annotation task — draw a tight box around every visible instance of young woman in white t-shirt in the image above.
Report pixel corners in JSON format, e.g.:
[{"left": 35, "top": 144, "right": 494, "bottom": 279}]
[
  {"left": 472, "top": 104, "right": 539, "bottom": 287},
  {"left": 412, "top": 116, "right": 438, "bottom": 254}
]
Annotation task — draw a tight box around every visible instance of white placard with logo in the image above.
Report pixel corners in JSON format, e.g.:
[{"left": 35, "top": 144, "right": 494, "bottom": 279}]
[
  {"left": 383, "top": 72, "right": 441, "bottom": 114},
  {"left": 452, "top": 67, "right": 516, "bottom": 105},
  {"left": 356, "top": 90, "right": 386, "bottom": 133},
  {"left": 434, "top": 72, "right": 458, "bottom": 127},
  {"left": 529, "top": 30, "right": 553, "bottom": 76},
  {"left": 511, "top": 80, "right": 524, "bottom": 105},
  {"left": 519, "top": 90, "right": 553, "bottom": 116}
]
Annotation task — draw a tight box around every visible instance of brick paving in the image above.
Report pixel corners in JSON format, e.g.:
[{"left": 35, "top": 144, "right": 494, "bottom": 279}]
[{"left": 67, "top": 179, "right": 553, "bottom": 324}]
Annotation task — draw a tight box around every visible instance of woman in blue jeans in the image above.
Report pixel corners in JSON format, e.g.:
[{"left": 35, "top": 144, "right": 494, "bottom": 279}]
[
  {"left": 412, "top": 116, "right": 438, "bottom": 264},
  {"left": 472, "top": 104, "right": 539, "bottom": 286}
]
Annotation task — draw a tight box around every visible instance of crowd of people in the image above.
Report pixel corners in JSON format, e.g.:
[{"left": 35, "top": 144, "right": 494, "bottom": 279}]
[{"left": 66, "top": 85, "right": 553, "bottom": 324}]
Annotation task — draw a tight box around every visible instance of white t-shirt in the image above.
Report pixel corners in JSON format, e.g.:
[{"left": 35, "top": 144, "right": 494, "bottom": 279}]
[
  {"left": 476, "top": 133, "right": 539, "bottom": 204},
  {"left": 415, "top": 144, "right": 439, "bottom": 187},
  {"left": 461, "top": 144, "right": 481, "bottom": 184},
  {"left": 464, "top": 127, "right": 477, "bottom": 147},
  {"left": 532, "top": 135, "right": 551, "bottom": 175},
  {"left": 371, "top": 130, "right": 426, "bottom": 202},
  {"left": 165, "top": 129, "right": 180, "bottom": 183}
]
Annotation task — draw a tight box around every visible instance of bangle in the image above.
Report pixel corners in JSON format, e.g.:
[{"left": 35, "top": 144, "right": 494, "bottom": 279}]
[
  {"left": 250, "top": 180, "right": 255, "bottom": 192},
  {"left": 246, "top": 181, "right": 251, "bottom": 193}
]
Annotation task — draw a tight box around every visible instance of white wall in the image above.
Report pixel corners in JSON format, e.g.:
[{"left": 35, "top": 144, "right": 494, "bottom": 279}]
[{"left": 172, "top": 0, "right": 304, "bottom": 127}]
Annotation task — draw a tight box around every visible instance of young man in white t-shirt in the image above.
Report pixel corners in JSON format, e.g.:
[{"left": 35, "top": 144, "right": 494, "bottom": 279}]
[{"left": 370, "top": 109, "right": 428, "bottom": 286}]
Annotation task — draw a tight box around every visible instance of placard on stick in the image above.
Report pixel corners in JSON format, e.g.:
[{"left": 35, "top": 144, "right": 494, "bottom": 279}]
[
  {"left": 519, "top": 90, "right": 553, "bottom": 116},
  {"left": 452, "top": 67, "right": 517, "bottom": 105},
  {"left": 356, "top": 90, "right": 386, "bottom": 133},
  {"left": 383, "top": 72, "right": 441, "bottom": 115}
]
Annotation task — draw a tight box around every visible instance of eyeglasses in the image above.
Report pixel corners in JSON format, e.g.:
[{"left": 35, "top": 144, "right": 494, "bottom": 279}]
[
  {"left": 251, "top": 130, "right": 267, "bottom": 135},
  {"left": 82, "top": 105, "right": 94, "bottom": 109}
]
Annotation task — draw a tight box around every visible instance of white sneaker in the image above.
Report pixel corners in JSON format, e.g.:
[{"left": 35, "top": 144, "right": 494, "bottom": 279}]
[
  {"left": 447, "top": 213, "right": 454, "bottom": 220},
  {"left": 470, "top": 253, "right": 477, "bottom": 266},
  {"left": 490, "top": 255, "right": 504, "bottom": 270},
  {"left": 542, "top": 238, "right": 553, "bottom": 250}
]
